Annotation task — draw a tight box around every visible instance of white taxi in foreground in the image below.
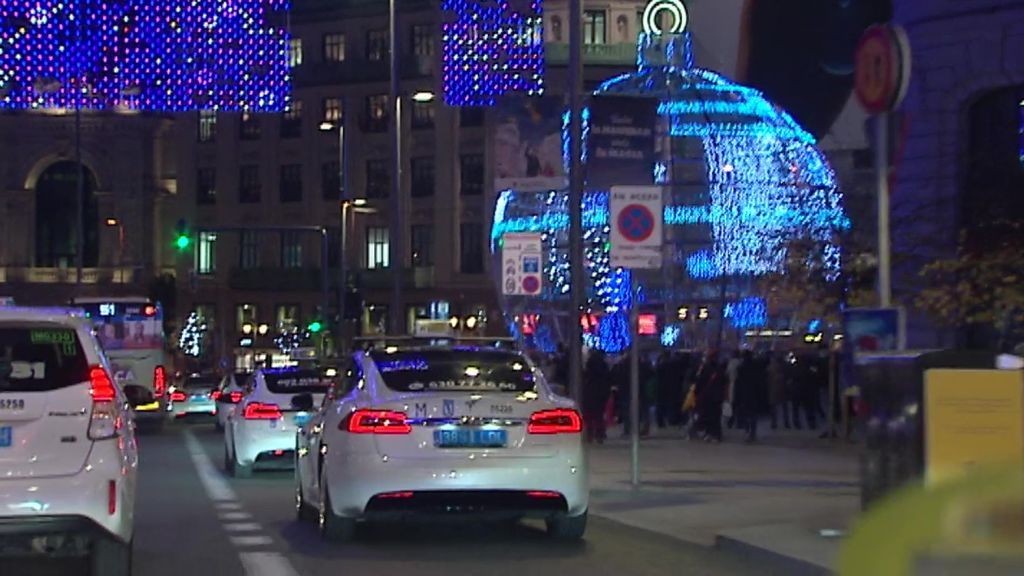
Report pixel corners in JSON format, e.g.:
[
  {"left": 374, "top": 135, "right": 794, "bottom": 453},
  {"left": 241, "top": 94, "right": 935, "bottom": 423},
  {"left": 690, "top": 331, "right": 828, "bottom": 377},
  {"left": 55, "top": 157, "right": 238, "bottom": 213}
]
[
  {"left": 0, "top": 307, "right": 137, "bottom": 575},
  {"left": 224, "top": 368, "right": 329, "bottom": 477},
  {"left": 294, "top": 346, "right": 588, "bottom": 542}
]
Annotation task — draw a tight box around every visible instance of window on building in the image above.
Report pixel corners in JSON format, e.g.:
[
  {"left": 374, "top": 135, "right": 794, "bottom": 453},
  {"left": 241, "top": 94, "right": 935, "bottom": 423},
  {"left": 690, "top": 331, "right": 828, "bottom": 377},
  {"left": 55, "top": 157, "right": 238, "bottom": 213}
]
[
  {"left": 281, "top": 100, "right": 302, "bottom": 138},
  {"left": 584, "top": 10, "right": 607, "bottom": 45},
  {"left": 411, "top": 225, "right": 433, "bottom": 267},
  {"left": 366, "top": 94, "right": 389, "bottom": 132},
  {"left": 460, "top": 222, "right": 483, "bottom": 273},
  {"left": 288, "top": 38, "right": 303, "bottom": 67},
  {"left": 366, "top": 159, "right": 389, "bottom": 199},
  {"left": 240, "top": 111, "right": 262, "bottom": 140},
  {"left": 367, "top": 29, "right": 389, "bottom": 61},
  {"left": 411, "top": 100, "right": 434, "bottom": 129},
  {"left": 411, "top": 157, "right": 435, "bottom": 198},
  {"left": 239, "top": 165, "right": 261, "bottom": 203},
  {"left": 460, "top": 154, "right": 484, "bottom": 196},
  {"left": 366, "top": 227, "right": 390, "bottom": 269},
  {"left": 322, "top": 97, "right": 342, "bottom": 125},
  {"left": 236, "top": 304, "right": 258, "bottom": 332},
  {"left": 276, "top": 304, "right": 301, "bottom": 332},
  {"left": 239, "top": 230, "right": 260, "bottom": 270},
  {"left": 197, "top": 231, "right": 217, "bottom": 275},
  {"left": 281, "top": 231, "right": 303, "bottom": 268},
  {"left": 460, "top": 106, "right": 484, "bottom": 127},
  {"left": 323, "top": 33, "right": 346, "bottom": 62},
  {"left": 197, "top": 168, "right": 217, "bottom": 205},
  {"left": 280, "top": 164, "right": 303, "bottom": 203},
  {"left": 321, "top": 161, "right": 340, "bottom": 200},
  {"left": 198, "top": 110, "right": 216, "bottom": 142},
  {"left": 411, "top": 24, "right": 434, "bottom": 56}
]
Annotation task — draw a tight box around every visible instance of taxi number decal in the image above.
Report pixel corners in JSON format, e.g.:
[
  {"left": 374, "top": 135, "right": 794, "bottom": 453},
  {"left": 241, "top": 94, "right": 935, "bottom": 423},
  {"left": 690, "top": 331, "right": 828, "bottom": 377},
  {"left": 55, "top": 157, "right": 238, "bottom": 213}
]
[
  {"left": 6, "top": 361, "right": 46, "bottom": 380},
  {"left": 427, "top": 380, "right": 519, "bottom": 391},
  {"left": 490, "top": 404, "right": 513, "bottom": 414},
  {"left": 29, "top": 330, "right": 76, "bottom": 355},
  {"left": 0, "top": 398, "right": 26, "bottom": 410}
]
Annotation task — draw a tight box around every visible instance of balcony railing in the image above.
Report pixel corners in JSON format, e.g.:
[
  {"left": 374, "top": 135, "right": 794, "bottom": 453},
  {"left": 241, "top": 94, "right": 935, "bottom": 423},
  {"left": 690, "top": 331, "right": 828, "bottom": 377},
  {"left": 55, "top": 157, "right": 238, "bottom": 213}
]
[
  {"left": 545, "top": 42, "right": 636, "bottom": 66},
  {"left": 0, "top": 267, "right": 144, "bottom": 285}
]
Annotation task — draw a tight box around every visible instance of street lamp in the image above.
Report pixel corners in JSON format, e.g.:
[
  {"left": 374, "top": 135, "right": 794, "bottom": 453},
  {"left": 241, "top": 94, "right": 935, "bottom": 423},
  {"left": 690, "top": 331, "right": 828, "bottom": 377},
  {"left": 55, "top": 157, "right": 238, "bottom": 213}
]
[
  {"left": 105, "top": 217, "right": 125, "bottom": 280},
  {"left": 411, "top": 91, "right": 435, "bottom": 103}
]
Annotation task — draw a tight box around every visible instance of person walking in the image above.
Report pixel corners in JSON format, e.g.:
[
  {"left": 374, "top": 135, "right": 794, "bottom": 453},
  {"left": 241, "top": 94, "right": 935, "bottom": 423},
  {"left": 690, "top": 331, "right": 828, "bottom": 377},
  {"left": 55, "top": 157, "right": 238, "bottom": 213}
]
[
  {"left": 693, "top": 350, "right": 725, "bottom": 442},
  {"left": 655, "top": 351, "right": 676, "bottom": 428},
  {"left": 767, "top": 352, "right": 788, "bottom": 429},
  {"left": 583, "top": 349, "right": 611, "bottom": 444},
  {"left": 733, "top": 350, "right": 761, "bottom": 442}
]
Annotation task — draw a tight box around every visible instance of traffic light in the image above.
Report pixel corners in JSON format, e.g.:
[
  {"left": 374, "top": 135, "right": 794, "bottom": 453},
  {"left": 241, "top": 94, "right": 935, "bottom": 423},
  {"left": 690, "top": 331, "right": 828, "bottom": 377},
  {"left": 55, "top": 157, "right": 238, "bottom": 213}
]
[
  {"left": 174, "top": 219, "right": 191, "bottom": 251},
  {"left": 307, "top": 320, "right": 323, "bottom": 334}
]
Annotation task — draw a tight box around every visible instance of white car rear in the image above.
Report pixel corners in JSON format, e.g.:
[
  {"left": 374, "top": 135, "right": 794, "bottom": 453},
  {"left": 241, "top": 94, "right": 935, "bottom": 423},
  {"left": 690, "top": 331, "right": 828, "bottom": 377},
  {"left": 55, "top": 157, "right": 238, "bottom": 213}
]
[
  {"left": 294, "top": 346, "right": 588, "bottom": 542},
  {"left": 214, "top": 372, "right": 250, "bottom": 431},
  {"left": 224, "top": 368, "right": 328, "bottom": 477},
  {"left": 0, "top": 307, "right": 137, "bottom": 575},
  {"left": 168, "top": 373, "right": 220, "bottom": 420}
]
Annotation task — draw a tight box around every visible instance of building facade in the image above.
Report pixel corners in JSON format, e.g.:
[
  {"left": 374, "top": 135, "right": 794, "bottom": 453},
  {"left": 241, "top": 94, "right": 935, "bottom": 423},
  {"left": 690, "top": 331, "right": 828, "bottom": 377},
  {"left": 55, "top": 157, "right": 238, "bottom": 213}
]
[
  {"left": 892, "top": 0, "right": 1024, "bottom": 348},
  {"left": 174, "top": 0, "right": 648, "bottom": 365},
  {"left": 0, "top": 110, "right": 175, "bottom": 307}
]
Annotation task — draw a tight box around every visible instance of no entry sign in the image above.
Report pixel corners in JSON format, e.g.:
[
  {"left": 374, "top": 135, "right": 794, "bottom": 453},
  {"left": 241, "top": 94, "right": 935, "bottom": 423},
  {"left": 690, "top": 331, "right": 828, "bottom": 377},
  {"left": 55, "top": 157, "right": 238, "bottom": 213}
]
[{"left": 610, "top": 186, "right": 664, "bottom": 269}]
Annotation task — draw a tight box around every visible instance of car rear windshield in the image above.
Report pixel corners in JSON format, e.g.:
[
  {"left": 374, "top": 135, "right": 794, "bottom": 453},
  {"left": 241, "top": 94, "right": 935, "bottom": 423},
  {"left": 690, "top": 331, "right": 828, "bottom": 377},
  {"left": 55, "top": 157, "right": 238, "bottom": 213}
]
[
  {"left": 0, "top": 325, "right": 89, "bottom": 393},
  {"left": 184, "top": 375, "right": 220, "bottom": 389},
  {"left": 263, "top": 370, "right": 333, "bottom": 394},
  {"left": 370, "top": 350, "right": 536, "bottom": 393}
]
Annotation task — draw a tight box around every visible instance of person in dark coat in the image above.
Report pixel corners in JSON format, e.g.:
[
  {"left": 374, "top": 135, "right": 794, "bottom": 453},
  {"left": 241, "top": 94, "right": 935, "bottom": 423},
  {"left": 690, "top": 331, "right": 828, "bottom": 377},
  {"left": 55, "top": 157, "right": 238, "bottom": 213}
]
[
  {"left": 655, "top": 351, "right": 677, "bottom": 428},
  {"left": 733, "top": 350, "right": 762, "bottom": 442},
  {"left": 693, "top": 350, "right": 725, "bottom": 442},
  {"left": 583, "top": 350, "right": 611, "bottom": 443}
]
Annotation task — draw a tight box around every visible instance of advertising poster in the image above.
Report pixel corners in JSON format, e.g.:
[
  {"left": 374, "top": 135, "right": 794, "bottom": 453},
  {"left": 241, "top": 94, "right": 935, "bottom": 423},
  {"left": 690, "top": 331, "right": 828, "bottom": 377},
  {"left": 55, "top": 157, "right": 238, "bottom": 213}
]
[
  {"left": 586, "top": 95, "right": 658, "bottom": 191},
  {"left": 843, "top": 307, "right": 904, "bottom": 353},
  {"left": 493, "top": 96, "right": 567, "bottom": 193}
]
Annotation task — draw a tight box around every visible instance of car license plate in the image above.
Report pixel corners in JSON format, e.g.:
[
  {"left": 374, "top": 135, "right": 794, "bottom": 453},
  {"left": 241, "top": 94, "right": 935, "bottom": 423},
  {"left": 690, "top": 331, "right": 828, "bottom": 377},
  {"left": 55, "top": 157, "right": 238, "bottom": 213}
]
[
  {"left": 191, "top": 395, "right": 206, "bottom": 401},
  {"left": 0, "top": 426, "right": 11, "bottom": 448},
  {"left": 433, "top": 428, "right": 507, "bottom": 448}
]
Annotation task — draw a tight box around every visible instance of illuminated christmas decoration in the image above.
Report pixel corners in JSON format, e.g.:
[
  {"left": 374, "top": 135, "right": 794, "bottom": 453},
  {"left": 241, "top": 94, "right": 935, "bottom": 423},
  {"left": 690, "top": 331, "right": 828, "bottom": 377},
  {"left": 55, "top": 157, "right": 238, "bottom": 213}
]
[
  {"left": 491, "top": 4, "right": 847, "bottom": 352},
  {"left": 0, "top": 0, "right": 290, "bottom": 111},
  {"left": 441, "top": 0, "right": 544, "bottom": 107},
  {"left": 660, "top": 324, "right": 681, "bottom": 347},
  {"left": 178, "top": 311, "right": 208, "bottom": 357}
]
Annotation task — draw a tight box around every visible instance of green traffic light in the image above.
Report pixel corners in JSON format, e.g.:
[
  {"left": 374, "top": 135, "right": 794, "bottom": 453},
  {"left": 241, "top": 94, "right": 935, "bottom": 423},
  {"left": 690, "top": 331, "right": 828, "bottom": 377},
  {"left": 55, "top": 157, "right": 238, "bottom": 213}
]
[
  {"left": 175, "top": 235, "right": 191, "bottom": 250},
  {"left": 307, "top": 321, "right": 323, "bottom": 334}
]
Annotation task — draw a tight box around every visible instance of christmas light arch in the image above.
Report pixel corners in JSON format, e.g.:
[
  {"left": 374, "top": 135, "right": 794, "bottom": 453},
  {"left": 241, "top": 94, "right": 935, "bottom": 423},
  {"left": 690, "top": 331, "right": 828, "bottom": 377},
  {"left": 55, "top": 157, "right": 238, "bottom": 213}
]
[{"left": 491, "top": 23, "right": 849, "bottom": 353}]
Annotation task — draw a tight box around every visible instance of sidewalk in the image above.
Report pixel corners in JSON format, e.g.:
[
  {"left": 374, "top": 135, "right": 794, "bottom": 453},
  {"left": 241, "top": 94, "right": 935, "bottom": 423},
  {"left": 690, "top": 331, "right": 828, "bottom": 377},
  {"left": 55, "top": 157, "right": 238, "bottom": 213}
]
[{"left": 587, "top": 426, "right": 860, "bottom": 575}]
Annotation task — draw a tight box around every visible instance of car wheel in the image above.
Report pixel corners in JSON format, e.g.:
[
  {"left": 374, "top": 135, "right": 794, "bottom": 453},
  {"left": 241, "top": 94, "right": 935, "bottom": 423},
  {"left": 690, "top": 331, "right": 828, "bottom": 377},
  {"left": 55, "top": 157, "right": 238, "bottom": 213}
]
[
  {"left": 546, "top": 510, "right": 587, "bottom": 540},
  {"left": 318, "top": 471, "right": 355, "bottom": 542},
  {"left": 91, "top": 536, "right": 132, "bottom": 576}
]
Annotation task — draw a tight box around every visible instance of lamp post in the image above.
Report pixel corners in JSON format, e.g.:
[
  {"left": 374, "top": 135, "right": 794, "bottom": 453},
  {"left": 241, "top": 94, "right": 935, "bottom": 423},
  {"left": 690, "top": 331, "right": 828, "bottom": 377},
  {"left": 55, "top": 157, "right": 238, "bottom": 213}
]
[
  {"left": 388, "top": 0, "right": 405, "bottom": 336},
  {"left": 104, "top": 217, "right": 124, "bottom": 281}
]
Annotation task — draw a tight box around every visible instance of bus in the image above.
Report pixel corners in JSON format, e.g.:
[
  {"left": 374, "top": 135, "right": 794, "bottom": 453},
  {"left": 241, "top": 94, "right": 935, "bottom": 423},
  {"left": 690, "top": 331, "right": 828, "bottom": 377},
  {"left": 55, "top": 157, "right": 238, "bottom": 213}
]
[{"left": 71, "top": 297, "right": 170, "bottom": 432}]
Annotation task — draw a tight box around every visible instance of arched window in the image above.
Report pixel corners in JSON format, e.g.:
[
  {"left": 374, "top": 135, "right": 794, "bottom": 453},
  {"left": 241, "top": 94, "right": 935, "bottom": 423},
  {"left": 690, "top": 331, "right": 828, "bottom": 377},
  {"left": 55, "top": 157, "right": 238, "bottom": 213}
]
[{"left": 35, "top": 162, "right": 99, "bottom": 268}]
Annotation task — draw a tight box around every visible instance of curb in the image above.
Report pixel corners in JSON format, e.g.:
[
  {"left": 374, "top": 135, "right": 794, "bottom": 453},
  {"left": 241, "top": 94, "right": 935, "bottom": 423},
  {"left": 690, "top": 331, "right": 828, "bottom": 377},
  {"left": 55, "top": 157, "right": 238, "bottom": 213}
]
[{"left": 715, "top": 534, "right": 833, "bottom": 576}]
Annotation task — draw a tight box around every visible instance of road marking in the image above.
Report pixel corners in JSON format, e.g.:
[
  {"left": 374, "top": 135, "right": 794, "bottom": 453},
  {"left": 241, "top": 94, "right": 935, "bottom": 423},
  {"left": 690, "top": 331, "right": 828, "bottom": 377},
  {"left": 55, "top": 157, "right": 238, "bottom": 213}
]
[
  {"left": 224, "top": 522, "right": 263, "bottom": 532},
  {"left": 231, "top": 535, "right": 275, "bottom": 547},
  {"left": 219, "top": 511, "right": 254, "bottom": 521},
  {"left": 183, "top": 429, "right": 237, "bottom": 502},
  {"left": 239, "top": 552, "right": 301, "bottom": 576},
  {"left": 216, "top": 502, "right": 243, "bottom": 510}
]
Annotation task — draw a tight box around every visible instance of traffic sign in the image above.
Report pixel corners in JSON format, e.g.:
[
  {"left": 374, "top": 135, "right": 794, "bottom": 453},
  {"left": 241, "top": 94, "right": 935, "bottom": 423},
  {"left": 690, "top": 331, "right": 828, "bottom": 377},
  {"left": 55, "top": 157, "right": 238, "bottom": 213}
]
[
  {"left": 854, "top": 24, "right": 911, "bottom": 114},
  {"left": 610, "top": 186, "right": 663, "bottom": 269},
  {"left": 501, "top": 232, "right": 544, "bottom": 296}
]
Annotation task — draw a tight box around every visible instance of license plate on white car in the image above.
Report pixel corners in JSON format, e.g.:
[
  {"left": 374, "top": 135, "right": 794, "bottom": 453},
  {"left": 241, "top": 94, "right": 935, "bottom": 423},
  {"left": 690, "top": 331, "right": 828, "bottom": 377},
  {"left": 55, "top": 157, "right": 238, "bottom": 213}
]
[
  {"left": 433, "top": 428, "right": 507, "bottom": 448},
  {"left": 0, "top": 426, "right": 11, "bottom": 448}
]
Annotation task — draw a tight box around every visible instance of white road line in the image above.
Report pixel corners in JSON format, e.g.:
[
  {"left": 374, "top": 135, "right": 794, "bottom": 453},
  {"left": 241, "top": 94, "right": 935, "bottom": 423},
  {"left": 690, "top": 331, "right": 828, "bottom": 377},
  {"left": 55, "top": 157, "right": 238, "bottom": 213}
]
[
  {"left": 215, "top": 502, "right": 243, "bottom": 510},
  {"left": 223, "top": 522, "right": 263, "bottom": 532},
  {"left": 239, "top": 552, "right": 301, "bottom": 576},
  {"left": 183, "top": 429, "right": 237, "bottom": 502},
  {"left": 219, "top": 511, "right": 254, "bottom": 521},
  {"left": 230, "top": 535, "right": 275, "bottom": 547}
]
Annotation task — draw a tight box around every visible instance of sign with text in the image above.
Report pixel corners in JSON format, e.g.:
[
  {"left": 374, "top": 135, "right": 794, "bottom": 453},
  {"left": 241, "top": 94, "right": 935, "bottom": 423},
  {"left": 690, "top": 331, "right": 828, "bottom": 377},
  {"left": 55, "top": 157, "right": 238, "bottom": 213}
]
[
  {"left": 587, "top": 95, "right": 659, "bottom": 190},
  {"left": 501, "top": 232, "right": 544, "bottom": 296},
  {"left": 610, "top": 186, "right": 664, "bottom": 269}
]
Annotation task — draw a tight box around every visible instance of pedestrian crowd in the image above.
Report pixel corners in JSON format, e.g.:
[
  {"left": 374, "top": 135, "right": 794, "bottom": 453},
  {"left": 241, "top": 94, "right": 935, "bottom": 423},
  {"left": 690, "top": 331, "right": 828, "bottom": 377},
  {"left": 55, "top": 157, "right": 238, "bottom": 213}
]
[{"left": 544, "top": 344, "right": 845, "bottom": 445}]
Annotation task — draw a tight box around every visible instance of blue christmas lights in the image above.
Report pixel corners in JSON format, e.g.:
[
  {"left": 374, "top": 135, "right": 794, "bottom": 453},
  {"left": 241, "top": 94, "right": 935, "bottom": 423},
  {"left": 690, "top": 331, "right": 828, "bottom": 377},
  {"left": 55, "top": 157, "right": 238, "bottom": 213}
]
[
  {"left": 723, "top": 298, "right": 767, "bottom": 329},
  {"left": 0, "top": 0, "right": 290, "bottom": 111},
  {"left": 441, "top": 0, "right": 544, "bottom": 107}
]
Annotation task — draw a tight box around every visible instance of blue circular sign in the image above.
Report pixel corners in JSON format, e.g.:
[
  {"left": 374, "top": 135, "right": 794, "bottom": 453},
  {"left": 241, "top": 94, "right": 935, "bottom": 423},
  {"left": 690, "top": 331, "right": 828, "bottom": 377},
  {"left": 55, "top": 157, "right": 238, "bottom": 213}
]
[{"left": 617, "top": 204, "right": 655, "bottom": 242}]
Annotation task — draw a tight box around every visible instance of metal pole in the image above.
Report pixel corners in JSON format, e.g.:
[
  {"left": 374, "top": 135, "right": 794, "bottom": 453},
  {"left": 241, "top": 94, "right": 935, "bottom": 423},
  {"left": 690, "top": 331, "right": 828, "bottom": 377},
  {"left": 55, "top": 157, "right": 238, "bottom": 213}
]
[
  {"left": 876, "top": 112, "right": 891, "bottom": 307},
  {"left": 567, "top": 0, "right": 584, "bottom": 405},
  {"left": 630, "top": 273, "right": 640, "bottom": 487},
  {"left": 75, "top": 106, "right": 84, "bottom": 286},
  {"left": 321, "top": 228, "right": 330, "bottom": 357},
  {"left": 388, "top": 0, "right": 404, "bottom": 335},
  {"left": 337, "top": 111, "right": 349, "bottom": 353}
]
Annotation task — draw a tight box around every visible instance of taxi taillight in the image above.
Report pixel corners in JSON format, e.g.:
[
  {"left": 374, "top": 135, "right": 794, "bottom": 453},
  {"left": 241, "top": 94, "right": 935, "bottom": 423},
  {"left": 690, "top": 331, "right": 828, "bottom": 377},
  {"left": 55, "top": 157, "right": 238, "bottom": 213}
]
[
  {"left": 243, "top": 402, "right": 282, "bottom": 420},
  {"left": 153, "top": 365, "right": 167, "bottom": 397},
  {"left": 527, "top": 409, "right": 583, "bottom": 434},
  {"left": 88, "top": 366, "right": 121, "bottom": 440},
  {"left": 342, "top": 409, "right": 411, "bottom": 434}
]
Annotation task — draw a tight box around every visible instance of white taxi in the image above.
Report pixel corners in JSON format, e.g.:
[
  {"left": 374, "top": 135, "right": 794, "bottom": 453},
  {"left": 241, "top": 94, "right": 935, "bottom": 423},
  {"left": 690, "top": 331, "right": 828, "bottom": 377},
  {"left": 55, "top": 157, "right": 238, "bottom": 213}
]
[
  {"left": 294, "top": 345, "right": 588, "bottom": 542},
  {"left": 223, "top": 368, "right": 329, "bottom": 478},
  {"left": 0, "top": 307, "right": 137, "bottom": 574},
  {"left": 213, "top": 372, "right": 250, "bottom": 431}
]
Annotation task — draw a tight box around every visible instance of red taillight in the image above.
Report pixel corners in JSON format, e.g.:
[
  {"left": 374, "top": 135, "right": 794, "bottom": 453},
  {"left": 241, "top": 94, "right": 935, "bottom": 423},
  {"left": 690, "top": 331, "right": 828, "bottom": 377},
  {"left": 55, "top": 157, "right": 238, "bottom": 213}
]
[
  {"left": 210, "top": 390, "right": 222, "bottom": 401},
  {"left": 170, "top": 390, "right": 186, "bottom": 402},
  {"left": 90, "top": 366, "right": 116, "bottom": 402},
  {"left": 143, "top": 305, "right": 157, "bottom": 316},
  {"left": 243, "top": 402, "right": 282, "bottom": 420},
  {"left": 343, "top": 409, "right": 412, "bottom": 434},
  {"left": 153, "top": 366, "right": 167, "bottom": 397},
  {"left": 527, "top": 409, "right": 583, "bottom": 434},
  {"left": 377, "top": 491, "right": 414, "bottom": 499},
  {"left": 526, "top": 491, "right": 562, "bottom": 499},
  {"left": 230, "top": 391, "right": 243, "bottom": 403},
  {"left": 108, "top": 480, "right": 117, "bottom": 515}
]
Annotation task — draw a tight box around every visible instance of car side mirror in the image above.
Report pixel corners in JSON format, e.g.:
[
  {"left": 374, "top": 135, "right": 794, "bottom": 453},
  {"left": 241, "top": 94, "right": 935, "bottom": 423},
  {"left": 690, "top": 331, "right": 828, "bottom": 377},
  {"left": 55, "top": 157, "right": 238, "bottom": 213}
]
[{"left": 291, "top": 393, "right": 314, "bottom": 412}]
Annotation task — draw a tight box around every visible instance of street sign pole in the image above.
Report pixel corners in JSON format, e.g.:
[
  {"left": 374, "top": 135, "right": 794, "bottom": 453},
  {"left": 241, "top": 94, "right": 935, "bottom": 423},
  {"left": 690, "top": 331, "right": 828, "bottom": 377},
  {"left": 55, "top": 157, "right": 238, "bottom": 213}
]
[
  {"left": 876, "top": 111, "right": 891, "bottom": 307},
  {"left": 568, "top": 0, "right": 585, "bottom": 407},
  {"left": 630, "top": 273, "right": 640, "bottom": 487}
]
